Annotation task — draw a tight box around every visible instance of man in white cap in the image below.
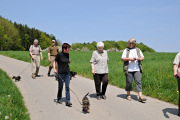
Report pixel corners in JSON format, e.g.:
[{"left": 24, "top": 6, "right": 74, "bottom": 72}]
[
  {"left": 29, "top": 39, "right": 43, "bottom": 79},
  {"left": 47, "top": 40, "right": 59, "bottom": 79}
]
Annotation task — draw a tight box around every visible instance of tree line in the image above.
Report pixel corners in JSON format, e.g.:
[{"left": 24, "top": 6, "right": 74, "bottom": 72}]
[
  {"left": 71, "top": 41, "right": 155, "bottom": 52},
  {"left": 0, "top": 16, "right": 60, "bottom": 51}
]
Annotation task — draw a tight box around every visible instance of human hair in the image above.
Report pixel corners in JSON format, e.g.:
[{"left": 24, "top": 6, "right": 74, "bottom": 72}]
[
  {"left": 34, "top": 39, "right": 38, "bottom": 43},
  {"left": 97, "top": 41, "right": 104, "bottom": 48},
  {"left": 128, "top": 38, "right": 136, "bottom": 44},
  {"left": 62, "top": 43, "right": 71, "bottom": 51}
]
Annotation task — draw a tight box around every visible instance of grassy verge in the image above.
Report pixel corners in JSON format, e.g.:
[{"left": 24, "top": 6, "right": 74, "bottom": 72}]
[
  {"left": 0, "top": 68, "right": 30, "bottom": 120},
  {"left": 0, "top": 51, "right": 179, "bottom": 105}
]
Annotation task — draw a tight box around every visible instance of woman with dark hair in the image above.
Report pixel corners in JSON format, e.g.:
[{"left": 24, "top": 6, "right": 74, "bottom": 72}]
[{"left": 53, "top": 43, "right": 72, "bottom": 107}]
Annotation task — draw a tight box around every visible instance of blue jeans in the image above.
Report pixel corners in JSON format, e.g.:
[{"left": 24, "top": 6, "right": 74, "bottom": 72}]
[{"left": 57, "top": 72, "right": 70, "bottom": 102}]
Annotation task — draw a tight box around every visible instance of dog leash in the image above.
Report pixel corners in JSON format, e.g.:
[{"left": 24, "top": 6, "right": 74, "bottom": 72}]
[
  {"left": 17, "top": 62, "right": 32, "bottom": 76},
  {"left": 57, "top": 74, "right": 82, "bottom": 105}
]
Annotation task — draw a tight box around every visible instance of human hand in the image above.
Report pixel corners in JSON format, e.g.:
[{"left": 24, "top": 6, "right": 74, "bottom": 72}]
[
  {"left": 130, "top": 58, "right": 135, "bottom": 62},
  {"left": 92, "top": 69, "right": 95, "bottom": 75},
  {"left": 41, "top": 57, "right": 43, "bottom": 60},
  {"left": 69, "top": 59, "right": 71, "bottom": 63},
  {"left": 48, "top": 58, "right": 51, "bottom": 62},
  {"left": 54, "top": 69, "right": 57, "bottom": 74},
  {"left": 174, "top": 72, "right": 177, "bottom": 77},
  {"left": 136, "top": 58, "right": 141, "bottom": 61}
]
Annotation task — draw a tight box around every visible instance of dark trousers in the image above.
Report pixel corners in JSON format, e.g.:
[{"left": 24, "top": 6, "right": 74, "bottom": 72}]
[
  {"left": 93, "top": 73, "right": 108, "bottom": 96},
  {"left": 177, "top": 77, "right": 180, "bottom": 112},
  {"left": 57, "top": 72, "right": 70, "bottom": 102}
]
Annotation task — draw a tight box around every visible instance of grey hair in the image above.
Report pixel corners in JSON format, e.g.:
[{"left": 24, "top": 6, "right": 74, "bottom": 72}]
[
  {"left": 97, "top": 41, "right": 104, "bottom": 48},
  {"left": 34, "top": 39, "right": 39, "bottom": 42},
  {"left": 128, "top": 38, "right": 136, "bottom": 44}
]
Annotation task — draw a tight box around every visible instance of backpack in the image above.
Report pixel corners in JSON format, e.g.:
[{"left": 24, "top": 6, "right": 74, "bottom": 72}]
[{"left": 123, "top": 47, "right": 143, "bottom": 74}]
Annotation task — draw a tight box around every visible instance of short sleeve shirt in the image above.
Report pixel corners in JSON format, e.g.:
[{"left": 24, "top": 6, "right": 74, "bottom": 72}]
[
  {"left": 121, "top": 48, "right": 144, "bottom": 72},
  {"left": 29, "top": 45, "right": 42, "bottom": 55},
  {"left": 173, "top": 52, "right": 180, "bottom": 74},
  {"left": 90, "top": 50, "right": 109, "bottom": 74},
  {"left": 48, "top": 46, "right": 59, "bottom": 56},
  {"left": 55, "top": 52, "right": 70, "bottom": 74}
]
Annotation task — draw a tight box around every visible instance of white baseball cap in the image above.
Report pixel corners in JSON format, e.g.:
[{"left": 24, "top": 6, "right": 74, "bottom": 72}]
[{"left": 52, "top": 40, "right": 56, "bottom": 42}]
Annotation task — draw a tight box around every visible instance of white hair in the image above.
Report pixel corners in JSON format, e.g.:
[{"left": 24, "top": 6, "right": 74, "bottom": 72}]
[
  {"left": 34, "top": 39, "right": 39, "bottom": 42},
  {"left": 97, "top": 41, "right": 104, "bottom": 48}
]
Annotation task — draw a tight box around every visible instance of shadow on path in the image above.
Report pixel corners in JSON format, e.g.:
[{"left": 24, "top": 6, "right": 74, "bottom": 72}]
[
  {"left": 162, "top": 108, "right": 179, "bottom": 118},
  {"left": 117, "top": 94, "right": 139, "bottom": 101}
]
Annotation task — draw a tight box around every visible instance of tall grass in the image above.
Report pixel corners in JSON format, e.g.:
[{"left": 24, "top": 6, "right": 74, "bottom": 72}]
[
  {"left": 0, "top": 51, "right": 178, "bottom": 105},
  {"left": 0, "top": 68, "right": 30, "bottom": 120}
]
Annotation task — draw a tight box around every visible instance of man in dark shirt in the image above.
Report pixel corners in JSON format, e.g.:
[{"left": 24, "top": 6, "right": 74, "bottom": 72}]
[{"left": 53, "top": 43, "right": 72, "bottom": 107}]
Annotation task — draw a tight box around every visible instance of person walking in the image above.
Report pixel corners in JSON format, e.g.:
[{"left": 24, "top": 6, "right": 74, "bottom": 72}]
[
  {"left": 173, "top": 52, "right": 180, "bottom": 116},
  {"left": 47, "top": 40, "right": 59, "bottom": 79},
  {"left": 121, "top": 38, "right": 146, "bottom": 102},
  {"left": 90, "top": 41, "right": 109, "bottom": 100},
  {"left": 54, "top": 43, "right": 72, "bottom": 106},
  {"left": 29, "top": 39, "right": 43, "bottom": 79}
]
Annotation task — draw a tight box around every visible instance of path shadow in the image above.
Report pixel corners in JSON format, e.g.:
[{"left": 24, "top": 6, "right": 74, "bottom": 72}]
[
  {"left": 117, "top": 94, "right": 139, "bottom": 101},
  {"left": 53, "top": 97, "right": 66, "bottom": 104},
  {"left": 36, "top": 75, "right": 44, "bottom": 77},
  {"left": 162, "top": 108, "right": 179, "bottom": 118},
  {"left": 49, "top": 74, "right": 55, "bottom": 77},
  {"left": 89, "top": 93, "right": 97, "bottom": 99}
]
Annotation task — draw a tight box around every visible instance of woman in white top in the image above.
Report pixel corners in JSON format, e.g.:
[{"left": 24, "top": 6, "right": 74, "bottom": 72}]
[{"left": 121, "top": 38, "right": 147, "bottom": 102}]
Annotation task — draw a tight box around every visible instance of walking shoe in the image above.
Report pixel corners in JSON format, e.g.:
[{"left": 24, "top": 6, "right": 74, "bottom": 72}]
[
  {"left": 102, "top": 95, "right": 107, "bottom": 100},
  {"left": 57, "top": 99, "right": 62, "bottom": 104},
  {"left": 178, "top": 112, "right": 180, "bottom": 116},
  {"left": 32, "top": 74, "right": 36, "bottom": 79},
  {"left": 139, "top": 97, "right": 147, "bottom": 102},
  {"left": 66, "top": 102, "right": 72, "bottom": 107},
  {"left": 97, "top": 96, "right": 101, "bottom": 100},
  {"left": 126, "top": 95, "right": 132, "bottom": 101},
  {"left": 47, "top": 73, "right": 50, "bottom": 76}
]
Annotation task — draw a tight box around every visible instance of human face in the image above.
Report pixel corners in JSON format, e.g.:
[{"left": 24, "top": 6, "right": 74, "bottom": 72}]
[
  {"left": 52, "top": 42, "right": 56, "bottom": 46},
  {"left": 34, "top": 42, "right": 38, "bottom": 46},
  {"left": 97, "top": 47, "right": 103, "bottom": 53},
  {"left": 63, "top": 47, "right": 70, "bottom": 53},
  {"left": 128, "top": 42, "right": 135, "bottom": 48}
]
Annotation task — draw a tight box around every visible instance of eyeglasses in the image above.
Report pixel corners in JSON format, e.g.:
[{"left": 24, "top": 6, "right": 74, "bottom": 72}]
[{"left": 129, "top": 43, "right": 135, "bottom": 45}]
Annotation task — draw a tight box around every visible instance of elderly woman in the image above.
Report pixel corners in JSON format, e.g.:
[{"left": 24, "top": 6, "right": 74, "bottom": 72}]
[
  {"left": 90, "top": 42, "right": 109, "bottom": 100},
  {"left": 121, "top": 38, "right": 146, "bottom": 102}
]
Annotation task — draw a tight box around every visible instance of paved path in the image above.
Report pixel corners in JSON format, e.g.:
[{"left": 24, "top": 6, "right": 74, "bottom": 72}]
[{"left": 0, "top": 55, "right": 179, "bottom": 120}]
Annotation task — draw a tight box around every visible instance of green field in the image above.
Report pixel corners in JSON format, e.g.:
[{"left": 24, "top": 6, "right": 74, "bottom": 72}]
[
  {"left": 0, "top": 51, "right": 178, "bottom": 105},
  {"left": 0, "top": 68, "right": 30, "bottom": 120}
]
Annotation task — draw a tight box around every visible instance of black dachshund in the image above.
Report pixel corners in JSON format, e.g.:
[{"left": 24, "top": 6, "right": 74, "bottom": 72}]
[
  {"left": 12, "top": 76, "right": 21, "bottom": 82},
  {"left": 70, "top": 71, "right": 77, "bottom": 80}
]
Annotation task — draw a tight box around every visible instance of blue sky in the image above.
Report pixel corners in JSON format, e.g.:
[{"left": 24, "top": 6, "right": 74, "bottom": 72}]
[{"left": 0, "top": 0, "right": 180, "bottom": 52}]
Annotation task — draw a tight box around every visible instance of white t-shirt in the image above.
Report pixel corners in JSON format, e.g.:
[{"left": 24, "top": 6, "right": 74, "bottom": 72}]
[{"left": 121, "top": 48, "right": 144, "bottom": 72}]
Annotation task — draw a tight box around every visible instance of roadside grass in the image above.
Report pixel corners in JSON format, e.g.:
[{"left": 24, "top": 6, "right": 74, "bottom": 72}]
[
  {"left": 0, "top": 51, "right": 178, "bottom": 105},
  {"left": 0, "top": 68, "right": 30, "bottom": 120}
]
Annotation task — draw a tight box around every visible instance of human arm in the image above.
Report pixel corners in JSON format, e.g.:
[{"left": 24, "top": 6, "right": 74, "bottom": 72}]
[
  {"left": 91, "top": 63, "right": 95, "bottom": 75},
  {"left": 53, "top": 61, "right": 57, "bottom": 74},
  {"left": 29, "top": 51, "right": 34, "bottom": 59},
  {"left": 29, "top": 45, "right": 34, "bottom": 59},
  {"left": 40, "top": 52, "right": 43, "bottom": 60},
  {"left": 174, "top": 64, "right": 178, "bottom": 77},
  {"left": 137, "top": 57, "right": 144, "bottom": 61},
  {"left": 48, "top": 53, "right": 51, "bottom": 62}
]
